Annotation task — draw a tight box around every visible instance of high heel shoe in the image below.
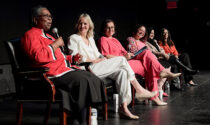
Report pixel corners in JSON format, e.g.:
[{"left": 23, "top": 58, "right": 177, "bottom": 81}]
[
  {"left": 160, "top": 71, "right": 181, "bottom": 80},
  {"left": 155, "top": 101, "right": 167, "bottom": 106},
  {"left": 152, "top": 97, "right": 167, "bottom": 106},
  {"left": 136, "top": 91, "right": 157, "bottom": 101},
  {"left": 119, "top": 110, "right": 139, "bottom": 120},
  {"left": 174, "top": 58, "right": 199, "bottom": 75},
  {"left": 163, "top": 92, "right": 169, "bottom": 97},
  {"left": 187, "top": 69, "right": 199, "bottom": 75},
  {"left": 188, "top": 80, "right": 198, "bottom": 86}
]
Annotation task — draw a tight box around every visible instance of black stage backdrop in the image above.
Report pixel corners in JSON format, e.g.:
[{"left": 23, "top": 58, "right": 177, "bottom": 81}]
[{"left": 0, "top": 0, "right": 210, "bottom": 70}]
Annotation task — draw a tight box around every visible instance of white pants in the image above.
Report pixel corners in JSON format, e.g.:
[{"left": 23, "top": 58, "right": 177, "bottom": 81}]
[{"left": 89, "top": 56, "right": 135, "bottom": 105}]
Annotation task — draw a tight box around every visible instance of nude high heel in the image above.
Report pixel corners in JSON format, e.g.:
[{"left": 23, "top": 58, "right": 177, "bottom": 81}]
[
  {"left": 136, "top": 91, "right": 157, "bottom": 101},
  {"left": 152, "top": 97, "right": 167, "bottom": 106},
  {"left": 160, "top": 70, "right": 181, "bottom": 80}
]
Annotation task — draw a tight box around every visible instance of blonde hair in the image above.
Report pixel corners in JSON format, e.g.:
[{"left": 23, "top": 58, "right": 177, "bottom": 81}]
[{"left": 75, "top": 13, "right": 94, "bottom": 38}]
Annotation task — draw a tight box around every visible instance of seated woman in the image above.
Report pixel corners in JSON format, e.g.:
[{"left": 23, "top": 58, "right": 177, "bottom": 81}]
[
  {"left": 147, "top": 27, "right": 181, "bottom": 91},
  {"left": 127, "top": 25, "right": 171, "bottom": 100},
  {"left": 67, "top": 13, "right": 157, "bottom": 120},
  {"left": 146, "top": 27, "right": 171, "bottom": 68},
  {"left": 158, "top": 28, "right": 198, "bottom": 86},
  {"left": 98, "top": 19, "right": 181, "bottom": 106},
  {"left": 21, "top": 6, "right": 107, "bottom": 125}
]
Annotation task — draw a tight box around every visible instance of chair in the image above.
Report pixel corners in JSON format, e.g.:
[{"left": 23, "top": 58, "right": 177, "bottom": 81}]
[
  {"left": 130, "top": 75, "right": 145, "bottom": 107},
  {"left": 84, "top": 65, "right": 114, "bottom": 120},
  {"left": 4, "top": 38, "right": 92, "bottom": 125}
]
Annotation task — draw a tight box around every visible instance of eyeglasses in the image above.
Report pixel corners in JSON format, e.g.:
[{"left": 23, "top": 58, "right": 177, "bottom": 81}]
[
  {"left": 106, "top": 26, "right": 115, "bottom": 29},
  {"left": 38, "top": 14, "right": 53, "bottom": 19}
]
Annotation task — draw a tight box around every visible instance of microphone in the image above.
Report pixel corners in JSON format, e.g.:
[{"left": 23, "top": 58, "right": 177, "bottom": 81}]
[
  {"left": 52, "top": 27, "right": 59, "bottom": 38},
  {"left": 52, "top": 27, "right": 65, "bottom": 53}
]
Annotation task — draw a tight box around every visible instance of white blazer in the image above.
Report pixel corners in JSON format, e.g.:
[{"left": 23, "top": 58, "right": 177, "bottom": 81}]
[{"left": 68, "top": 34, "right": 101, "bottom": 62}]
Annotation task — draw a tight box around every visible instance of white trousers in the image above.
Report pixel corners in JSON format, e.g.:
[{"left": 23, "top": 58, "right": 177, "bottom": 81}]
[{"left": 89, "top": 56, "right": 135, "bottom": 105}]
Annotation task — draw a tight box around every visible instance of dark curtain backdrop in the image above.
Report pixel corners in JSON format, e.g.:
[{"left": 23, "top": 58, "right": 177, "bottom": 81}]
[{"left": 0, "top": 0, "right": 210, "bottom": 69}]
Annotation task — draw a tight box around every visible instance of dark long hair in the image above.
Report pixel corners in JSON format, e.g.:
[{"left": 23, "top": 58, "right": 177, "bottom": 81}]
[
  {"left": 99, "top": 19, "right": 115, "bottom": 37},
  {"left": 159, "top": 28, "right": 174, "bottom": 47},
  {"left": 130, "top": 24, "right": 148, "bottom": 43}
]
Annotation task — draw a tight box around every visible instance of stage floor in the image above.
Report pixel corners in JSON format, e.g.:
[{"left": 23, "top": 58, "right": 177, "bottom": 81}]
[{"left": 0, "top": 70, "right": 210, "bottom": 125}]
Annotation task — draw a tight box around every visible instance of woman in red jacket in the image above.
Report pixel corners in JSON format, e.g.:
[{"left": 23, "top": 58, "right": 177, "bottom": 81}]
[
  {"left": 21, "top": 5, "right": 107, "bottom": 124},
  {"left": 158, "top": 28, "right": 198, "bottom": 86}
]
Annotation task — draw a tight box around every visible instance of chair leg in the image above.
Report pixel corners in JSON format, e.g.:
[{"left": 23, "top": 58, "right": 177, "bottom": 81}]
[
  {"left": 43, "top": 103, "right": 52, "bottom": 125},
  {"left": 180, "top": 69, "right": 184, "bottom": 88},
  {"left": 16, "top": 102, "right": 23, "bottom": 125},
  {"left": 60, "top": 103, "right": 67, "bottom": 125},
  {"left": 87, "top": 106, "right": 91, "bottom": 125},
  {"left": 132, "top": 86, "right": 135, "bottom": 107},
  {"left": 104, "top": 88, "right": 108, "bottom": 120}
]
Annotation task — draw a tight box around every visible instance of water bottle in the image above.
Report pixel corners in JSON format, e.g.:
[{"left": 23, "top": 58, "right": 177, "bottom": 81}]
[
  {"left": 159, "top": 90, "right": 163, "bottom": 101},
  {"left": 165, "top": 81, "right": 170, "bottom": 95},
  {"left": 113, "top": 94, "right": 119, "bottom": 112},
  {"left": 91, "top": 108, "right": 97, "bottom": 125}
]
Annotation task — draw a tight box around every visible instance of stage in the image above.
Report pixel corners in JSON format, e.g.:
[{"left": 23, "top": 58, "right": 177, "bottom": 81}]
[{"left": 0, "top": 70, "right": 210, "bottom": 125}]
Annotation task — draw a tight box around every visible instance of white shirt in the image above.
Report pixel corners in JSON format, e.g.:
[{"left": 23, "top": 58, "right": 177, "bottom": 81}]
[{"left": 68, "top": 34, "right": 101, "bottom": 62}]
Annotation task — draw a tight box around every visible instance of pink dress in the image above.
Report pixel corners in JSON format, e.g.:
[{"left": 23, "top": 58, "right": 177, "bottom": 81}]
[{"left": 99, "top": 36, "right": 165, "bottom": 99}]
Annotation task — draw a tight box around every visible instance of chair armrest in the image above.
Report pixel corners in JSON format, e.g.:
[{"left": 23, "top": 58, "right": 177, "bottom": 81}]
[
  {"left": 78, "top": 62, "right": 93, "bottom": 72},
  {"left": 78, "top": 62, "right": 93, "bottom": 67},
  {"left": 43, "top": 74, "right": 56, "bottom": 102},
  {"left": 17, "top": 67, "right": 49, "bottom": 75}
]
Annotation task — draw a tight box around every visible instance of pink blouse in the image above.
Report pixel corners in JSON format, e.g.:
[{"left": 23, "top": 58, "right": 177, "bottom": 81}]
[
  {"left": 99, "top": 36, "right": 127, "bottom": 56},
  {"left": 127, "top": 37, "right": 147, "bottom": 53}
]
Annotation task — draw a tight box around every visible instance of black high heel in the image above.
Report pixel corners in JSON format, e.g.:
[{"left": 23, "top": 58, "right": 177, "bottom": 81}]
[{"left": 174, "top": 58, "right": 199, "bottom": 75}]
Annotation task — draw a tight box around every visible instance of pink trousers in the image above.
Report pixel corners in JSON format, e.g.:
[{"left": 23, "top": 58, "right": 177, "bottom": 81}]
[{"left": 128, "top": 50, "right": 165, "bottom": 99}]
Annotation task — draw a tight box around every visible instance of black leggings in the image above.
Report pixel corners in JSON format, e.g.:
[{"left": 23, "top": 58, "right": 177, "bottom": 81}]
[{"left": 169, "top": 53, "right": 193, "bottom": 83}]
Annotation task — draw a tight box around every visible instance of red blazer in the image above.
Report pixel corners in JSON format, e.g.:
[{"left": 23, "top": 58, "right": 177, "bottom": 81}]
[
  {"left": 21, "top": 27, "right": 76, "bottom": 78},
  {"left": 158, "top": 41, "right": 179, "bottom": 56}
]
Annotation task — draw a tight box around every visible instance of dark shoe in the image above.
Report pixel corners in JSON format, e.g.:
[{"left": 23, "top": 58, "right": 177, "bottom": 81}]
[
  {"left": 174, "top": 58, "right": 199, "bottom": 75},
  {"left": 187, "top": 69, "right": 199, "bottom": 75}
]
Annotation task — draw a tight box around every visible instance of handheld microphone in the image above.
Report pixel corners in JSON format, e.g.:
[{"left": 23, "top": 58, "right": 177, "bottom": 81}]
[
  {"left": 52, "top": 27, "right": 65, "bottom": 53},
  {"left": 52, "top": 27, "right": 59, "bottom": 38}
]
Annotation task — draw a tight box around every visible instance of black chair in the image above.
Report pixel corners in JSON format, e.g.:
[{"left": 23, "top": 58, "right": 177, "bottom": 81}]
[
  {"left": 4, "top": 38, "right": 92, "bottom": 125},
  {"left": 84, "top": 66, "right": 114, "bottom": 120}
]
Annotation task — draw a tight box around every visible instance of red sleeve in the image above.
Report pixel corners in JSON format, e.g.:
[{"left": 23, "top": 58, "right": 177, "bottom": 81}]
[
  {"left": 171, "top": 45, "right": 179, "bottom": 56},
  {"left": 99, "top": 37, "right": 110, "bottom": 56},
  {"left": 21, "top": 32, "right": 55, "bottom": 64},
  {"left": 66, "top": 55, "right": 73, "bottom": 63}
]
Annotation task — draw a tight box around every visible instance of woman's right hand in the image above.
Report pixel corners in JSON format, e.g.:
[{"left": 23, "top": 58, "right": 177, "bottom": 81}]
[
  {"left": 55, "top": 37, "right": 64, "bottom": 47},
  {"left": 51, "top": 37, "right": 64, "bottom": 50},
  {"left": 124, "top": 52, "right": 134, "bottom": 60},
  {"left": 163, "top": 53, "right": 170, "bottom": 60}
]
